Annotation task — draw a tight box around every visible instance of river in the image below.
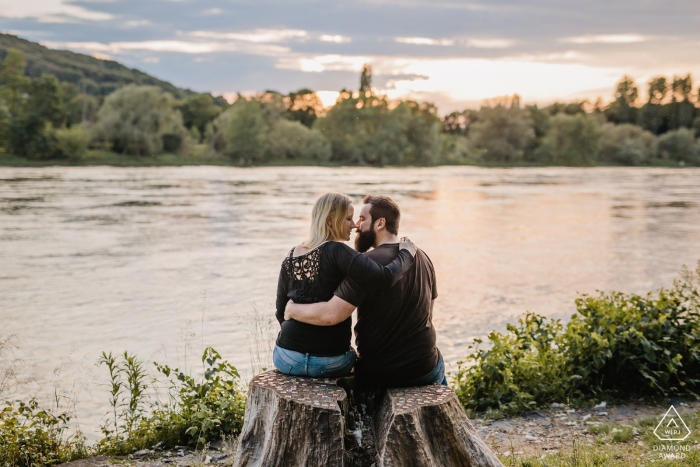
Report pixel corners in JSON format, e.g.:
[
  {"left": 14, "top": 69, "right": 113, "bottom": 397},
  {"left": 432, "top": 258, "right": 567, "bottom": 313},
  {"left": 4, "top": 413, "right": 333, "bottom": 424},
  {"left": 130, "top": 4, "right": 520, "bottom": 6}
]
[{"left": 2, "top": 166, "right": 700, "bottom": 437}]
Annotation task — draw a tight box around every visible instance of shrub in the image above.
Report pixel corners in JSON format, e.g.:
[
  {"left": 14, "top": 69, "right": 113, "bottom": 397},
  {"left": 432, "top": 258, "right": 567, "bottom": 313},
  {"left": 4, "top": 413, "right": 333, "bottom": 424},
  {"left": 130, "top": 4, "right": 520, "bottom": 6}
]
[
  {"left": 598, "top": 123, "right": 656, "bottom": 165},
  {"left": 0, "top": 400, "right": 89, "bottom": 467},
  {"left": 452, "top": 261, "right": 700, "bottom": 415},
  {"left": 55, "top": 125, "right": 91, "bottom": 159},
  {"left": 656, "top": 128, "right": 700, "bottom": 164}
]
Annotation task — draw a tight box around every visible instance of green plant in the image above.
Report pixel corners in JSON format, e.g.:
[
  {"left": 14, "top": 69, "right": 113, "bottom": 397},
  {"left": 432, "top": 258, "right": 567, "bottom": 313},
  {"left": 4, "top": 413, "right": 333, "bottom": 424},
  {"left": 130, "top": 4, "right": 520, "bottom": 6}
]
[
  {"left": 97, "top": 351, "right": 150, "bottom": 454},
  {"left": 0, "top": 400, "right": 89, "bottom": 466},
  {"left": 55, "top": 125, "right": 91, "bottom": 158},
  {"left": 150, "top": 347, "right": 246, "bottom": 449},
  {"left": 452, "top": 261, "right": 700, "bottom": 415},
  {"left": 96, "top": 347, "right": 246, "bottom": 453}
]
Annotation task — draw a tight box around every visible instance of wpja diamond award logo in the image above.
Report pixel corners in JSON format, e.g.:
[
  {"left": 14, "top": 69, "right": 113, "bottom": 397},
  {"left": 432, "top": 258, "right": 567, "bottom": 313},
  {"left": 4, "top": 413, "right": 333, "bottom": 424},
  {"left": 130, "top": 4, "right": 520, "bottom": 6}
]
[
  {"left": 651, "top": 405, "right": 692, "bottom": 460},
  {"left": 654, "top": 405, "right": 691, "bottom": 441}
]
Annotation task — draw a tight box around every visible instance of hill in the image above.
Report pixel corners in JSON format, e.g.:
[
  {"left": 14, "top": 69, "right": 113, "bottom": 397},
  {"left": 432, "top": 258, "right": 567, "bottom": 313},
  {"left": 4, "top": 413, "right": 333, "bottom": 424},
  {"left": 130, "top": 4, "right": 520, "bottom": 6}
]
[{"left": 0, "top": 33, "right": 194, "bottom": 98}]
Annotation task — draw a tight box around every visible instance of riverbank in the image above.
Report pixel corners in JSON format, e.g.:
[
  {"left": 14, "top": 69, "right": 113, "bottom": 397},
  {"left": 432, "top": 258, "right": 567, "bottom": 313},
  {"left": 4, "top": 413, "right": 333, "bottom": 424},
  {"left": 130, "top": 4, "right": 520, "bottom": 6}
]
[
  {"left": 58, "top": 400, "right": 699, "bottom": 466},
  {"left": 0, "top": 150, "right": 691, "bottom": 168}
]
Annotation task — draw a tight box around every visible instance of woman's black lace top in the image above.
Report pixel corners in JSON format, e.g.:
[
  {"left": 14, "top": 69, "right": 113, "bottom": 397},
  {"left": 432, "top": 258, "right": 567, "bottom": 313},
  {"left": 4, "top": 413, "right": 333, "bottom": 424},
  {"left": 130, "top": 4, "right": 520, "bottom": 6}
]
[{"left": 275, "top": 241, "right": 414, "bottom": 356}]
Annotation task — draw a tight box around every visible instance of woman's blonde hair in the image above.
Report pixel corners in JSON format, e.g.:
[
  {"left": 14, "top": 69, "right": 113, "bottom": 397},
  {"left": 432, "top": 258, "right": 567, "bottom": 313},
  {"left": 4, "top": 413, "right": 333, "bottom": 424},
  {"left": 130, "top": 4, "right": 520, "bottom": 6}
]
[{"left": 302, "top": 192, "right": 353, "bottom": 249}]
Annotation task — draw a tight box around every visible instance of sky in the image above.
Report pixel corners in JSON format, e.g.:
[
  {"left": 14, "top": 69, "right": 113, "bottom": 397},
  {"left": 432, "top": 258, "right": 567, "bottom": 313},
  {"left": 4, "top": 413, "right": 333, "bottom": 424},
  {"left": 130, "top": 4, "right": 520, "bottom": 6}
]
[{"left": 1, "top": 0, "right": 700, "bottom": 113}]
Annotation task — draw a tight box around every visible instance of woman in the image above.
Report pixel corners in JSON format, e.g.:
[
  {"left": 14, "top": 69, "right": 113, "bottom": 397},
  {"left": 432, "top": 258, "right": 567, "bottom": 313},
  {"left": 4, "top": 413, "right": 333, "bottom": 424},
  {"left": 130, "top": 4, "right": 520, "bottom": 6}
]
[{"left": 274, "top": 192, "right": 415, "bottom": 377}]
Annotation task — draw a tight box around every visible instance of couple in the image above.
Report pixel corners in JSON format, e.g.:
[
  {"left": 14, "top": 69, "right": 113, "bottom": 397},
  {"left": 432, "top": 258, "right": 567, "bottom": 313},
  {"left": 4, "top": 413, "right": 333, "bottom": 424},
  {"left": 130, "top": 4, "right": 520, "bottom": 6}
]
[{"left": 274, "top": 192, "right": 445, "bottom": 389}]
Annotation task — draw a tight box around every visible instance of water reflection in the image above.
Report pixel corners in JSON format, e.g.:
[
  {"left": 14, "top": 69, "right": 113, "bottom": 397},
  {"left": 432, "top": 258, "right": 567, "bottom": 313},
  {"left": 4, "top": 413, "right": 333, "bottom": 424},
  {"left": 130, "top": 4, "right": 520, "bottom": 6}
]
[{"left": 1, "top": 166, "right": 700, "bottom": 436}]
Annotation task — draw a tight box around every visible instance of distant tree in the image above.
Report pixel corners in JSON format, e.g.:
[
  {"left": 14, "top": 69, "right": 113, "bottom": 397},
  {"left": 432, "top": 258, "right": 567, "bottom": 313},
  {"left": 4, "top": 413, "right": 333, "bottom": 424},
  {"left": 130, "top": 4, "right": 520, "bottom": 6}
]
[
  {"left": 217, "top": 99, "right": 269, "bottom": 163},
  {"left": 637, "top": 77, "right": 669, "bottom": 135},
  {"left": 360, "top": 64, "right": 372, "bottom": 95},
  {"left": 268, "top": 119, "right": 330, "bottom": 161},
  {"left": 537, "top": 113, "right": 601, "bottom": 165},
  {"left": 648, "top": 77, "right": 668, "bottom": 105},
  {"left": 598, "top": 123, "right": 656, "bottom": 165},
  {"left": 468, "top": 106, "right": 535, "bottom": 162},
  {"left": 286, "top": 88, "right": 324, "bottom": 128},
  {"left": 615, "top": 75, "right": 639, "bottom": 105},
  {"left": 656, "top": 128, "right": 700, "bottom": 164},
  {"left": 0, "top": 48, "right": 29, "bottom": 117},
  {"left": 95, "top": 85, "right": 186, "bottom": 155},
  {"left": 175, "top": 94, "right": 222, "bottom": 142},
  {"left": 442, "top": 109, "right": 478, "bottom": 136},
  {"left": 316, "top": 91, "right": 441, "bottom": 165},
  {"left": 668, "top": 75, "right": 696, "bottom": 131},
  {"left": 547, "top": 101, "right": 586, "bottom": 116},
  {"left": 606, "top": 76, "right": 639, "bottom": 124}
]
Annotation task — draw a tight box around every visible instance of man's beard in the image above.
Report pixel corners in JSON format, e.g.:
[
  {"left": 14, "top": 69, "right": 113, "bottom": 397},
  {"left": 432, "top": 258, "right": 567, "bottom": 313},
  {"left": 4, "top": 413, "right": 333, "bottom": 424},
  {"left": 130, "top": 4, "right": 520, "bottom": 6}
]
[{"left": 354, "top": 225, "right": 376, "bottom": 253}]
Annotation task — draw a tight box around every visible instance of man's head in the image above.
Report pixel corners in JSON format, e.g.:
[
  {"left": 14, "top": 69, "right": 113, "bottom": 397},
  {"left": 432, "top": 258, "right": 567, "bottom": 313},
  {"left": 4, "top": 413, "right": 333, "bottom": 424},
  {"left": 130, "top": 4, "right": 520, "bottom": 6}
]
[{"left": 354, "top": 195, "right": 401, "bottom": 252}]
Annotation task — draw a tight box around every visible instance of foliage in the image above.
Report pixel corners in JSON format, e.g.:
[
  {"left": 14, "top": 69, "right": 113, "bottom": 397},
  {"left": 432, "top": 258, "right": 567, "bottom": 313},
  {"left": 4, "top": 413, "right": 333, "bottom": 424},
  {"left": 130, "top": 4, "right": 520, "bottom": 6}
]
[
  {"left": 0, "top": 400, "right": 89, "bottom": 467},
  {"left": 452, "top": 261, "right": 700, "bottom": 416},
  {"left": 656, "top": 127, "right": 700, "bottom": 163},
  {"left": 268, "top": 118, "right": 331, "bottom": 161},
  {"left": 55, "top": 125, "right": 91, "bottom": 159},
  {"left": 216, "top": 99, "right": 270, "bottom": 163},
  {"left": 598, "top": 123, "right": 656, "bottom": 165},
  {"left": 536, "top": 113, "right": 602, "bottom": 165},
  {"left": 175, "top": 94, "right": 224, "bottom": 142},
  {"left": 94, "top": 85, "right": 186, "bottom": 156},
  {"left": 468, "top": 105, "right": 535, "bottom": 163},
  {"left": 97, "top": 347, "right": 246, "bottom": 454},
  {"left": 317, "top": 92, "right": 442, "bottom": 165}
]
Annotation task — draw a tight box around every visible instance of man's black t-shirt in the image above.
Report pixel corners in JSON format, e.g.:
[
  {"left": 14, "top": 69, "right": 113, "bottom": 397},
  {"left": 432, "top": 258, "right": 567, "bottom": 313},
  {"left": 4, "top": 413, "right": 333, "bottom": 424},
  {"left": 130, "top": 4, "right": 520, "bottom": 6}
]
[{"left": 335, "top": 243, "right": 438, "bottom": 388}]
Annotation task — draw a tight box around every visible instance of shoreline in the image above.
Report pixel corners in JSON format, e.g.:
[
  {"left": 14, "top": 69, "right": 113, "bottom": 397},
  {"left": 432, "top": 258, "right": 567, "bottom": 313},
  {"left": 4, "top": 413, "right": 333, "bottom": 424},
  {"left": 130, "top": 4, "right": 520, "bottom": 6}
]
[{"left": 0, "top": 151, "right": 693, "bottom": 169}]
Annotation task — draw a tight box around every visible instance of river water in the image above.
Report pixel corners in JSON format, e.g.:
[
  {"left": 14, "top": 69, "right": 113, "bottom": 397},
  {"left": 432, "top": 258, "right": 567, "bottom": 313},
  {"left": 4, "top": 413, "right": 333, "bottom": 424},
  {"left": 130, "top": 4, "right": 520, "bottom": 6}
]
[{"left": 2, "top": 166, "right": 700, "bottom": 437}]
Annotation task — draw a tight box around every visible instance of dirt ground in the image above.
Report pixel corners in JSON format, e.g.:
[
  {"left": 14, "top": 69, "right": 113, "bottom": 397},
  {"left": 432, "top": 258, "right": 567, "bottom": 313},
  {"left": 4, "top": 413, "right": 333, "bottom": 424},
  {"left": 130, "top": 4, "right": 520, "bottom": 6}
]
[{"left": 472, "top": 400, "right": 700, "bottom": 457}]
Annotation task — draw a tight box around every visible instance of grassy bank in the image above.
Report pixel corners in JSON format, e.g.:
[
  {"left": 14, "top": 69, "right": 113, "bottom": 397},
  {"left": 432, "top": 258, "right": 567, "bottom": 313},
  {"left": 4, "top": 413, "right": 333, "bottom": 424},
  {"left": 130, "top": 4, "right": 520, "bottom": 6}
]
[{"left": 0, "top": 150, "right": 692, "bottom": 168}]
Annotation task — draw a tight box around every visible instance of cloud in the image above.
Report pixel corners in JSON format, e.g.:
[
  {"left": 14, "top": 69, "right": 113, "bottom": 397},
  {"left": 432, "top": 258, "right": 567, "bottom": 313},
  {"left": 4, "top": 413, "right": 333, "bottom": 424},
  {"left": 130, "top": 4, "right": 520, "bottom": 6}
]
[
  {"left": 320, "top": 35, "right": 351, "bottom": 43},
  {"left": 201, "top": 8, "right": 223, "bottom": 15},
  {"left": 561, "top": 34, "right": 651, "bottom": 44},
  {"left": 395, "top": 37, "right": 455, "bottom": 46},
  {"left": 395, "top": 36, "right": 514, "bottom": 48},
  {"left": 463, "top": 38, "right": 514, "bottom": 48},
  {"left": 42, "top": 40, "right": 289, "bottom": 56},
  {"left": 0, "top": 0, "right": 113, "bottom": 22},
  {"left": 188, "top": 29, "right": 308, "bottom": 43}
]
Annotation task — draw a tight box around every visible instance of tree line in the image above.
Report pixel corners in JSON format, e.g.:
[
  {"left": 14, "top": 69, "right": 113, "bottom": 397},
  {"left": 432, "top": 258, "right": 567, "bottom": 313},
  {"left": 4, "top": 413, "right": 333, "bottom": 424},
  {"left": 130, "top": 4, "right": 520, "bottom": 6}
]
[{"left": 1, "top": 49, "right": 699, "bottom": 166}]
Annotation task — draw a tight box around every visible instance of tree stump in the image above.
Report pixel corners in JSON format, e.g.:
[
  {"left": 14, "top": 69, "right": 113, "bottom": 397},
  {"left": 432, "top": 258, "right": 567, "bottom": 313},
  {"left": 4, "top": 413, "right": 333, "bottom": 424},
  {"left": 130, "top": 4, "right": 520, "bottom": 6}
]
[
  {"left": 234, "top": 370, "right": 503, "bottom": 467},
  {"left": 374, "top": 385, "right": 504, "bottom": 467},
  {"left": 233, "top": 371, "right": 349, "bottom": 467}
]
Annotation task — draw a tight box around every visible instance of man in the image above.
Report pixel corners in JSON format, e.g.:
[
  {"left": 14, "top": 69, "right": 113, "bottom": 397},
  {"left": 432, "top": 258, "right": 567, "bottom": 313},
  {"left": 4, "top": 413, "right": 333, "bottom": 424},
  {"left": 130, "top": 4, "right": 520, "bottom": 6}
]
[{"left": 285, "top": 195, "right": 445, "bottom": 389}]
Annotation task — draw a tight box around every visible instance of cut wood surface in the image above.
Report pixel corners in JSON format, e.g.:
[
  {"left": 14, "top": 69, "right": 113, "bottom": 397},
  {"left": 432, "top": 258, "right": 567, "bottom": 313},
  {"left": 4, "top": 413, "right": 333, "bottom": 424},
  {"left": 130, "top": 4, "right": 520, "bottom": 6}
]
[
  {"left": 234, "top": 370, "right": 504, "bottom": 467},
  {"left": 233, "top": 371, "right": 348, "bottom": 467}
]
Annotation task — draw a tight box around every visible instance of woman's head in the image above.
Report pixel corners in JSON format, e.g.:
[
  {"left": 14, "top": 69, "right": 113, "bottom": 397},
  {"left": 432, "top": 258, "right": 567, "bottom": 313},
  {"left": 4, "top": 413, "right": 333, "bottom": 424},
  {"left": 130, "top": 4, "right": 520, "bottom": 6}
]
[{"left": 302, "top": 192, "right": 354, "bottom": 249}]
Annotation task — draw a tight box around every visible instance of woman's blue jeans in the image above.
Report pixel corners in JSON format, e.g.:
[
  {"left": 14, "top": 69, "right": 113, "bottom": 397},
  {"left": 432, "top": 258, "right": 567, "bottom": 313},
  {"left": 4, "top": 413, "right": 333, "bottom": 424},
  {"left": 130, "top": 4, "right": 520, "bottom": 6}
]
[{"left": 273, "top": 345, "right": 356, "bottom": 378}]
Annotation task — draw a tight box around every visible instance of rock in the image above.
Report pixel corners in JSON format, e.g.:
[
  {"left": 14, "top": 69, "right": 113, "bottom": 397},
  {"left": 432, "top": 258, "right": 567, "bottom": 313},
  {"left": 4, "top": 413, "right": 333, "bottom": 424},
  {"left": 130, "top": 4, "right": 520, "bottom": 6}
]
[{"left": 234, "top": 370, "right": 503, "bottom": 467}]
